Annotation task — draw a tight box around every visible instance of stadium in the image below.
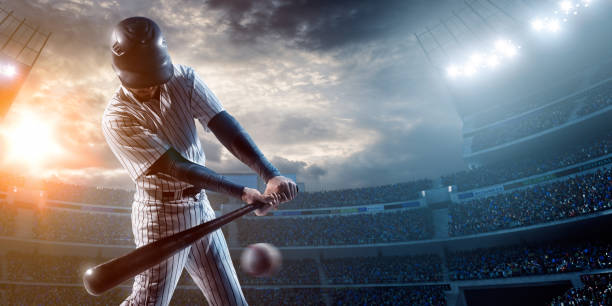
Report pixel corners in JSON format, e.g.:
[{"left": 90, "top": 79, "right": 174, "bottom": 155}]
[{"left": 0, "top": 0, "right": 611, "bottom": 305}]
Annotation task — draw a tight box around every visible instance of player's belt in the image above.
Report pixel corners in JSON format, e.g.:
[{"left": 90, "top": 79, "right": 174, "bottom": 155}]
[{"left": 150, "top": 187, "right": 202, "bottom": 201}]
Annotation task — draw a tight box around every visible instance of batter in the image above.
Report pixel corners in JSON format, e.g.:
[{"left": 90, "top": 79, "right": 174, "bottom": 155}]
[{"left": 102, "top": 16, "right": 297, "bottom": 306}]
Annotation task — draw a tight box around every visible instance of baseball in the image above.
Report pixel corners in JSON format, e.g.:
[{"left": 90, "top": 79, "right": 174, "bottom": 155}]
[{"left": 240, "top": 243, "right": 282, "bottom": 277}]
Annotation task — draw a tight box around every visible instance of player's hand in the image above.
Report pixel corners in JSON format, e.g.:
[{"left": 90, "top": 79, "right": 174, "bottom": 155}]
[
  {"left": 241, "top": 187, "right": 280, "bottom": 216},
  {"left": 264, "top": 176, "right": 298, "bottom": 203}
]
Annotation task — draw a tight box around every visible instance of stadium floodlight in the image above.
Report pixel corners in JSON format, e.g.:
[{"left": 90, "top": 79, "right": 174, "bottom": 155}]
[
  {"left": 547, "top": 19, "right": 561, "bottom": 32},
  {"left": 469, "top": 53, "right": 483, "bottom": 65},
  {"left": 1, "top": 64, "right": 16, "bottom": 77},
  {"left": 494, "top": 40, "right": 517, "bottom": 58},
  {"left": 446, "top": 65, "right": 460, "bottom": 78},
  {"left": 463, "top": 64, "right": 476, "bottom": 77},
  {"left": 486, "top": 55, "right": 500, "bottom": 68},
  {"left": 531, "top": 19, "right": 545, "bottom": 31},
  {"left": 560, "top": 1, "right": 573, "bottom": 12}
]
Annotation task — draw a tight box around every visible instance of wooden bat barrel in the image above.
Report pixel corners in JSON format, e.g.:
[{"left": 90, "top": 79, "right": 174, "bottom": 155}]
[{"left": 83, "top": 201, "right": 266, "bottom": 295}]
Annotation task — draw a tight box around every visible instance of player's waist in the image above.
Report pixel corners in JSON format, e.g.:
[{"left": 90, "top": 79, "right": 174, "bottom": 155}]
[{"left": 135, "top": 186, "right": 203, "bottom": 201}]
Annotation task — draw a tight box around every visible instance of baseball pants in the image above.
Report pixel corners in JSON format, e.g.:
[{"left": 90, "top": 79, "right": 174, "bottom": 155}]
[{"left": 121, "top": 194, "right": 247, "bottom": 306}]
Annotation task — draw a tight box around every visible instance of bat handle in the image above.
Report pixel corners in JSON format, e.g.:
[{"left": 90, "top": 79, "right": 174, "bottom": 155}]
[{"left": 83, "top": 200, "right": 269, "bottom": 296}]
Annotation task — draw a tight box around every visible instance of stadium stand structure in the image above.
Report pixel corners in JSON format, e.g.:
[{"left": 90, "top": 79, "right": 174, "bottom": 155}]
[
  {"left": 0, "top": 44, "right": 611, "bottom": 306},
  {"left": 0, "top": 129, "right": 610, "bottom": 304}
]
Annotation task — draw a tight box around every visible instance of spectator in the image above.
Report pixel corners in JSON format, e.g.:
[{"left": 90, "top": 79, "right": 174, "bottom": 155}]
[
  {"left": 449, "top": 167, "right": 612, "bottom": 236},
  {"left": 33, "top": 209, "right": 133, "bottom": 245},
  {"left": 283, "top": 179, "right": 431, "bottom": 210},
  {"left": 447, "top": 240, "right": 612, "bottom": 281},
  {"left": 468, "top": 80, "right": 612, "bottom": 152},
  {"left": 0, "top": 201, "right": 17, "bottom": 236},
  {"left": 443, "top": 130, "right": 612, "bottom": 191},
  {"left": 550, "top": 273, "right": 612, "bottom": 305},
  {"left": 322, "top": 255, "right": 443, "bottom": 284},
  {"left": 238, "top": 208, "right": 434, "bottom": 246}
]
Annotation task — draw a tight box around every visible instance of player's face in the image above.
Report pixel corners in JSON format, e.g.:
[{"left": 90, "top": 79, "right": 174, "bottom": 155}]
[{"left": 126, "top": 85, "right": 159, "bottom": 101}]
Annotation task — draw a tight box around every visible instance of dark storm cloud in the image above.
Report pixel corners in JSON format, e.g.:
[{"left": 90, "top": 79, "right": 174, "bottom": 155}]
[{"left": 205, "top": 0, "right": 438, "bottom": 50}]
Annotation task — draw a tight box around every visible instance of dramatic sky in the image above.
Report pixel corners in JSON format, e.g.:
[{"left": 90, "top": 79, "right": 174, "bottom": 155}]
[{"left": 2, "top": 0, "right": 468, "bottom": 191}]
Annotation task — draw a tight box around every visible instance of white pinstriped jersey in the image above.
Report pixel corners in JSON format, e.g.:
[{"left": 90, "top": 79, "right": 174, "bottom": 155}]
[
  {"left": 102, "top": 64, "right": 224, "bottom": 201},
  {"left": 103, "top": 65, "right": 248, "bottom": 305}
]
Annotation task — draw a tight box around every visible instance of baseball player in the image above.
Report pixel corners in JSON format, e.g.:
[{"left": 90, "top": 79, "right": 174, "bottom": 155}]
[{"left": 102, "top": 17, "right": 298, "bottom": 306}]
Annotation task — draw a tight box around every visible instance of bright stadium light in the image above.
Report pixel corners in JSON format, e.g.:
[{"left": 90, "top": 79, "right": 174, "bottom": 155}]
[
  {"left": 547, "top": 19, "right": 561, "bottom": 32},
  {"left": 560, "top": 1, "right": 573, "bottom": 12},
  {"left": 1, "top": 64, "right": 16, "bottom": 77},
  {"left": 531, "top": 19, "right": 545, "bottom": 31},
  {"left": 495, "top": 40, "right": 517, "bottom": 58},
  {"left": 463, "top": 64, "right": 476, "bottom": 77},
  {"left": 446, "top": 65, "right": 460, "bottom": 78},
  {"left": 486, "top": 55, "right": 500, "bottom": 68},
  {"left": 469, "top": 53, "right": 484, "bottom": 66}
]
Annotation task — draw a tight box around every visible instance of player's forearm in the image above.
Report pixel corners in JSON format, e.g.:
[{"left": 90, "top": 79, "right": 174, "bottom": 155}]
[
  {"left": 208, "top": 111, "right": 281, "bottom": 183},
  {"left": 148, "top": 147, "right": 244, "bottom": 198}
]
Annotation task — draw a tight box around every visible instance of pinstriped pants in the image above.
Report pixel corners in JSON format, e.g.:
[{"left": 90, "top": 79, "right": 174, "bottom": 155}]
[{"left": 121, "top": 194, "right": 247, "bottom": 306}]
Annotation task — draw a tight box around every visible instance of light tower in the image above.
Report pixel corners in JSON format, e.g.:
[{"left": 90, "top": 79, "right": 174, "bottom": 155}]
[{"left": 0, "top": 6, "right": 51, "bottom": 120}]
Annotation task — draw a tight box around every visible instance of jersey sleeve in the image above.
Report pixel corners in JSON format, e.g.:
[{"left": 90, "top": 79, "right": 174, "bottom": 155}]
[
  {"left": 102, "top": 110, "right": 170, "bottom": 182},
  {"left": 189, "top": 68, "right": 225, "bottom": 128}
]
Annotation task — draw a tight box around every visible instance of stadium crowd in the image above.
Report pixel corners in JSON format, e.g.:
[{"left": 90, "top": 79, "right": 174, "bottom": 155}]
[
  {"left": 5, "top": 252, "right": 101, "bottom": 283},
  {"left": 283, "top": 179, "right": 431, "bottom": 209},
  {"left": 447, "top": 239, "right": 612, "bottom": 281},
  {"left": 243, "top": 286, "right": 448, "bottom": 306},
  {"left": 33, "top": 209, "right": 133, "bottom": 245},
  {"left": 43, "top": 180, "right": 135, "bottom": 207},
  {"left": 236, "top": 258, "right": 320, "bottom": 285},
  {"left": 237, "top": 208, "right": 433, "bottom": 246},
  {"left": 443, "top": 130, "right": 612, "bottom": 191},
  {"left": 0, "top": 201, "right": 16, "bottom": 236},
  {"left": 469, "top": 80, "right": 612, "bottom": 152},
  {"left": 41, "top": 180, "right": 229, "bottom": 209},
  {"left": 322, "top": 255, "right": 443, "bottom": 284},
  {"left": 0, "top": 285, "right": 213, "bottom": 305},
  {"left": 550, "top": 273, "right": 612, "bottom": 306},
  {"left": 244, "top": 288, "right": 324, "bottom": 305},
  {"left": 575, "top": 80, "right": 612, "bottom": 117},
  {"left": 465, "top": 78, "right": 611, "bottom": 130},
  {"left": 449, "top": 167, "right": 612, "bottom": 236},
  {"left": 329, "top": 286, "right": 448, "bottom": 306},
  {"left": 470, "top": 98, "right": 576, "bottom": 152}
]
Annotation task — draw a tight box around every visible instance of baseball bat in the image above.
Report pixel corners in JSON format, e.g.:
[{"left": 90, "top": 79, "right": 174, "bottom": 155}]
[{"left": 83, "top": 200, "right": 266, "bottom": 296}]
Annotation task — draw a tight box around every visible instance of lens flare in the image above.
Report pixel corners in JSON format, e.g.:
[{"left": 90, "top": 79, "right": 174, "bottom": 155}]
[{"left": 0, "top": 112, "right": 63, "bottom": 168}]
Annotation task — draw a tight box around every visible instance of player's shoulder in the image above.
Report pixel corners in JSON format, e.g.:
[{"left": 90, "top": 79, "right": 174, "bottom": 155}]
[
  {"left": 102, "top": 88, "right": 137, "bottom": 124},
  {"left": 172, "top": 64, "right": 195, "bottom": 81}
]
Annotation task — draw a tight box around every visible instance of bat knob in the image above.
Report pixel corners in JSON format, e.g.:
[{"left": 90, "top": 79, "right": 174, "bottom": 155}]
[{"left": 83, "top": 266, "right": 107, "bottom": 296}]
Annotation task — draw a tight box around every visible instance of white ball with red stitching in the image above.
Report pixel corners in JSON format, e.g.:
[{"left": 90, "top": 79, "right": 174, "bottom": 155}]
[{"left": 240, "top": 243, "right": 282, "bottom": 277}]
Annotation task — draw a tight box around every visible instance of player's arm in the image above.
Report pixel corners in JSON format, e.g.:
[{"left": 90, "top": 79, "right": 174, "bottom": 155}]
[
  {"left": 207, "top": 111, "right": 298, "bottom": 202},
  {"left": 147, "top": 147, "right": 278, "bottom": 215}
]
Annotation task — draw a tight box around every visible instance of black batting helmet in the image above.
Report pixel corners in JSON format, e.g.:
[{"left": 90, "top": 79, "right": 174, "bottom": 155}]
[{"left": 110, "top": 17, "right": 173, "bottom": 88}]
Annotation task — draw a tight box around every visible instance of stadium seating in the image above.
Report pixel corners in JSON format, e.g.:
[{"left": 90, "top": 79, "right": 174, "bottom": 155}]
[
  {"left": 447, "top": 239, "right": 612, "bottom": 281},
  {"left": 449, "top": 167, "right": 612, "bottom": 236},
  {"left": 237, "top": 208, "right": 434, "bottom": 246},
  {"left": 328, "top": 286, "right": 448, "bottom": 306},
  {"left": 236, "top": 258, "right": 320, "bottom": 285},
  {"left": 443, "top": 130, "right": 612, "bottom": 191},
  {"left": 550, "top": 273, "right": 612, "bottom": 305},
  {"left": 0, "top": 201, "right": 17, "bottom": 236},
  {"left": 283, "top": 179, "right": 432, "bottom": 209},
  {"left": 322, "top": 254, "right": 443, "bottom": 284},
  {"left": 469, "top": 80, "right": 612, "bottom": 152},
  {"left": 33, "top": 209, "right": 133, "bottom": 245}
]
